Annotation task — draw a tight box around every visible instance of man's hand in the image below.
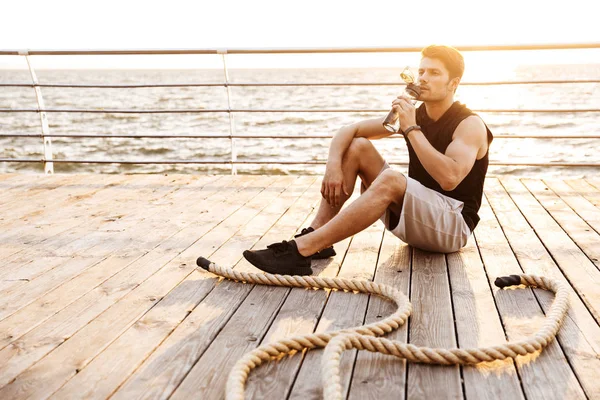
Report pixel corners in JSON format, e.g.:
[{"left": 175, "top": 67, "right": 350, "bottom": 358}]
[
  {"left": 321, "top": 165, "right": 349, "bottom": 208},
  {"left": 391, "top": 95, "right": 417, "bottom": 133}
]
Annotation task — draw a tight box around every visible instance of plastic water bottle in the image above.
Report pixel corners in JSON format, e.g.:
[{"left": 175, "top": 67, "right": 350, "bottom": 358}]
[{"left": 382, "top": 67, "right": 421, "bottom": 133}]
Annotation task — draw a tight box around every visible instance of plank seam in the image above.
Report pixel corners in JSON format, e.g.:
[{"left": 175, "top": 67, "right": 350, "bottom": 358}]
[
  {"left": 498, "top": 179, "right": 600, "bottom": 327},
  {"left": 445, "top": 252, "right": 467, "bottom": 400},
  {"left": 345, "top": 226, "right": 387, "bottom": 400},
  {"left": 484, "top": 187, "right": 589, "bottom": 398},
  {"left": 472, "top": 229, "right": 528, "bottom": 398}
]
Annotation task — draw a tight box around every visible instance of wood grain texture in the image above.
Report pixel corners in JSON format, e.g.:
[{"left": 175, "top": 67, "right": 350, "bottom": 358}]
[
  {"left": 485, "top": 179, "right": 598, "bottom": 399},
  {"left": 0, "top": 176, "right": 274, "bottom": 398},
  {"left": 500, "top": 178, "right": 600, "bottom": 323},
  {"left": 524, "top": 178, "right": 600, "bottom": 271},
  {"left": 1, "top": 175, "right": 599, "bottom": 400},
  {"left": 243, "top": 191, "right": 356, "bottom": 400},
  {"left": 347, "top": 232, "right": 410, "bottom": 400},
  {"left": 565, "top": 179, "right": 600, "bottom": 208},
  {"left": 475, "top": 196, "right": 585, "bottom": 399},
  {"left": 285, "top": 221, "right": 385, "bottom": 400},
  {"left": 447, "top": 236, "right": 524, "bottom": 400},
  {"left": 112, "top": 177, "right": 317, "bottom": 400},
  {"left": 406, "top": 249, "right": 462, "bottom": 400}
]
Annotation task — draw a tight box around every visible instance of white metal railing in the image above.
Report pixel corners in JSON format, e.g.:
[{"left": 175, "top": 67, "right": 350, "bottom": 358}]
[{"left": 1, "top": 43, "right": 600, "bottom": 174}]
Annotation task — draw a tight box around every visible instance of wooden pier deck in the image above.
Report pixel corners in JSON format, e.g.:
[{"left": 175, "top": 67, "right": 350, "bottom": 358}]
[{"left": 0, "top": 173, "right": 599, "bottom": 400}]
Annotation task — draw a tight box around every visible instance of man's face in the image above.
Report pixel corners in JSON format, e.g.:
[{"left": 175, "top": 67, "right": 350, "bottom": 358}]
[{"left": 417, "top": 57, "right": 458, "bottom": 102}]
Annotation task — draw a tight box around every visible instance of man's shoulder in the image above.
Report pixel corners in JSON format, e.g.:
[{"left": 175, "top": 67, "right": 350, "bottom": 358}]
[{"left": 454, "top": 115, "right": 487, "bottom": 137}]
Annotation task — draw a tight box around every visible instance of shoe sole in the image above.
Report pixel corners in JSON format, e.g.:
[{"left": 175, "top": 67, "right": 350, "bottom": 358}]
[{"left": 243, "top": 250, "right": 313, "bottom": 276}]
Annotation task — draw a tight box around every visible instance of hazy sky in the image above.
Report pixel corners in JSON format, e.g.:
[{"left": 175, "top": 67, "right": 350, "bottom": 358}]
[{"left": 1, "top": 0, "right": 599, "bottom": 69}]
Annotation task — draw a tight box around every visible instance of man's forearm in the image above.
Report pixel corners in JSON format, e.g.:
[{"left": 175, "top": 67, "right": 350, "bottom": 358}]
[
  {"left": 407, "top": 130, "right": 458, "bottom": 190},
  {"left": 327, "top": 125, "right": 356, "bottom": 168}
]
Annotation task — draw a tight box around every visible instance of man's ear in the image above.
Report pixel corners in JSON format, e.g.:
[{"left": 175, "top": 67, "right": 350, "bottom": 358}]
[{"left": 450, "top": 77, "right": 461, "bottom": 92}]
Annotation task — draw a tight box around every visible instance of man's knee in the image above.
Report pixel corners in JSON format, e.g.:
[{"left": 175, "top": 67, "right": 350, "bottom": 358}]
[
  {"left": 372, "top": 169, "right": 407, "bottom": 199},
  {"left": 346, "top": 137, "right": 372, "bottom": 160},
  {"left": 342, "top": 137, "right": 379, "bottom": 172}
]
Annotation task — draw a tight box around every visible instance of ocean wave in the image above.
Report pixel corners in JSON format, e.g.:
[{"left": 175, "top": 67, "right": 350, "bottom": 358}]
[
  {"left": 139, "top": 147, "right": 173, "bottom": 155},
  {"left": 539, "top": 122, "right": 577, "bottom": 129},
  {"left": 102, "top": 114, "right": 140, "bottom": 121},
  {"left": 250, "top": 117, "right": 320, "bottom": 127},
  {"left": 2, "top": 67, "right": 599, "bottom": 177}
]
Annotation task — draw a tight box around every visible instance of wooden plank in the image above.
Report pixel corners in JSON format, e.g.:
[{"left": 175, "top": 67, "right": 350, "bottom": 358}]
[
  {"left": 447, "top": 236, "right": 524, "bottom": 400},
  {"left": 542, "top": 178, "right": 600, "bottom": 234},
  {"left": 475, "top": 195, "right": 587, "bottom": 399},
  {"left": 0, "top": 176, "right": 245, "bottom": 389},
  {"left": 0, "top": 174, "right": 166, "bottom": 262},
  {"left": 0, "top": 173, "right": 197, "bottom": 266},
  {"left": 241, "top": 188, "right": 361, "bottom": 399},
  {"left": 586, "top": 178, "right": 600, "bottom": 192},
  {"left": 565, "top": 179, "right": 600, "bottom": 208},
  {"left": 485, "top": 178, "right": 600, "bottom": 398},
  {"left": 0, "top": 174, "right": 124, "bottom": 217},
  {"left": 116, "top": 177, "right": 316, "bottom": 398},
  {"left": 0, "top": 174, "right": 125, "bottom": 259},
  {"left": 475, "top": 193, "right": 581, "bottom": 399},
  {"left": 500, "top": 178, "right": 600, "bottom": 323},
  {"left": 0, "top": 175, "right": 226, "bottom": 355},
  {"left": 524, "top": 179, "right": 600, "bottom": 271},
  {"left": 47, "top": 175, "right": 215, "bottom": 258},
  {"left": 0, "top": 174, "right": 193, "bottom": 291},
  {"left": 0, "top": 176, "right": 276, "bottom": 397},
  {"left": 110, "top": 176, "right": 318, "bottom": 400},
  {"left": 0, "top": 173, "right": 181, "bottom": 244},
  {"left": 49, "top": 176, "right": 302, "bottom": 400},
  {"left": 0, "top": 174, "right": 82, "bottom": 205},
  {"left": 125, "top": 185, "right": 349, "bottom": 398},
  {"left": 0, "top": 172, "right": 194, "bottom": 288},
  {"left": 0, "top": 256, "right": 106, "bottom": 321},
  {"left": 0, "top": 173, "right": 26, "bottom": 182},
  {"left": 405, "top": 249, "right": 462, "bottom": 400},
  {"left": 241, "top": 219, "right": 356, "bottom": 398},
  {"left": 0, "top": 256, "right": 70, "bottom": 292},
  {"left": 347, "top": 232, "right": 411, "bottom": 400},
  {"left": 0, "top": 175, "right": 205, "bottom": 320},
  {"left": 284, "top": 223, "right": 385, "bottom": 399}
]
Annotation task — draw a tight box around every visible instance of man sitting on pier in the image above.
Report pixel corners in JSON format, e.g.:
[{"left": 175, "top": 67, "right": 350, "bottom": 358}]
[{"left": 243, "top": 44, "right": 493, "bottom": 276}]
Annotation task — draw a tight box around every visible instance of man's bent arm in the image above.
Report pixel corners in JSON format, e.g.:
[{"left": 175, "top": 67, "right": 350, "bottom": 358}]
[
  {"left": 406, "top": 116, "right": 487, "bottom": 191},
  {"left": 327, "top": 118, "right": 393, "bottom": 168}
]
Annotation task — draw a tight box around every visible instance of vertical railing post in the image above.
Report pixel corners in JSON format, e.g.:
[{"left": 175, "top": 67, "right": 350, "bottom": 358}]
[
  {"left": 219, "top": 50, "right": 237, "bottom": 175},
  {"left": 22, "top": 51, "right": 53, "bottom": 174}
]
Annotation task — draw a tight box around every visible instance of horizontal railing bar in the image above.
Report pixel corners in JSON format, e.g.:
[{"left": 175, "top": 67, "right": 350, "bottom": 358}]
[
  {"left": 0, "top": 158, "right": 331, "bottom": 165},
  {"left": 2, "top": 79, "right": 599, "bottom": 88},
  {"left": 1, "top": 158, "right": 598, "bottom": 167},
  {"left": 2, "top": 43, "right": 600, "bottom": 56},
  {"left": 2, "top": 108, "right": 599, "bottom": 114},
  {"left": 2, "top": 133, "right": 600, "bottom": 139}
]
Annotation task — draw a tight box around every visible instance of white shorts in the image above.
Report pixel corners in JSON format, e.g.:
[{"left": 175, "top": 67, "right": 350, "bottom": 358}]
[{"left": 363, "top": 163, "right": 471, "bottom": 253}]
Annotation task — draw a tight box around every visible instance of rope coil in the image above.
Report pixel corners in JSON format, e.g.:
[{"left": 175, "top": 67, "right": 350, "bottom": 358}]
[{"left": 196, "top": 256, "right": 570, "bottom": 400}]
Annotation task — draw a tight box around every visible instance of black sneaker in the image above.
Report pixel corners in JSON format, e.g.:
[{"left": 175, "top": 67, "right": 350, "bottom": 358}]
[
  {"left": 243, "top": 240, "right": 313, "bottom": 276},
  {"left": 294, "top": 227, "right": 336, "bottom": 259}
]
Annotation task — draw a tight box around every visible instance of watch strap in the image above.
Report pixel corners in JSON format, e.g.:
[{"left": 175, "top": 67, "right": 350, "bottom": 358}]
[{"left": 403, "top": 125, "right": 421, "bottom": 138}]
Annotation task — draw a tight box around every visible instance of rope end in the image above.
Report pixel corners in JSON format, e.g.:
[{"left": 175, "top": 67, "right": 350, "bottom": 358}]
[
  {"left": 196, "top": 256, "right": 213, "bottom": 271},
  {"left": 494, "top": 274, "right": 522, "bottom": 289}
]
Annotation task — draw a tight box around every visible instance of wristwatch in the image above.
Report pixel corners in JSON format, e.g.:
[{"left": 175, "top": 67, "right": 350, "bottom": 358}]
[{"left": 402, "top": 125, "right": 421, "bottom": 139}]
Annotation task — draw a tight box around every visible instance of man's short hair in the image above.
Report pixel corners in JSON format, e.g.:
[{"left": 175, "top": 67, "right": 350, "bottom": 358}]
[{"left": 421, "top": 45, "right": 465, "bottom": 80}]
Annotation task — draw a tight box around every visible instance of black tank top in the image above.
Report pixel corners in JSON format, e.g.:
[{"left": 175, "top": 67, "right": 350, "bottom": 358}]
[{"left": 407, "top": 101, "right": 493, "bottom": 231}]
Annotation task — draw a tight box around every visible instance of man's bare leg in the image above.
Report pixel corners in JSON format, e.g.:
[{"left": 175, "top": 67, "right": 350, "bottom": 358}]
[
  {"left": 310, "top": 137, "right": 387, "bottom": 230},
  {"left": 296, "top": 169, "right": 407, "bottom": 257}
]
